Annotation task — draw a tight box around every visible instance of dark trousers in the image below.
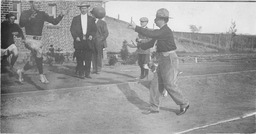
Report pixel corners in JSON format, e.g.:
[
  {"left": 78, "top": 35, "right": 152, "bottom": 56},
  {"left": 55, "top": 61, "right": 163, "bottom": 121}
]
[
  {"left": 23, "top": 56, "right": 43, "bottom": 74},
  {"left": 92, "top": 48, "right": 103, "bottom": 73},
  {"left": 138, "top": 54, "right": 150, "bottom": 78},
  {"left": 75, "top": 49, "right": 92, "bottom": 77}
]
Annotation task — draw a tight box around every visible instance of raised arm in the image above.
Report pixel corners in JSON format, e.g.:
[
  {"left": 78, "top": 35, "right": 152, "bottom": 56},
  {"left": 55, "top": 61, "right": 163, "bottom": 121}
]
[
  {"left": 44, "top": 12, "right": 64, "bottom": 25},
  {"left": 135, "top": 26, "right": 163, "bottom": 39},
  {"left": 139, "top": 39, "right": 156, "bottom": 50},
  {"left": 126, "top": 43, "right": 137, "bottom": 48},
  {"left": 123, "top": 40, "right": 137, "bottom": 48}
]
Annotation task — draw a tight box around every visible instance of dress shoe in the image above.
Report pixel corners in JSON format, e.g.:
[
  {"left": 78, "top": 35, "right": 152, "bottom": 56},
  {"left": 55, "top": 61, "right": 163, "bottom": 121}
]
[
  {"left": 78, "top": 75, "right": 85, "bottom": 79},
  {"left": 92, "top": 71, "right": 99, "bottom": 74},
  {"left": 85, "top": 75, "right": 92, "bottom": 79},
  {"left": 177, "top": 105, "right": 189, "bottom": 116},
  {"left": 78, "top": 72, "right": 85, "bottom": 79},
  {"left": 75, "top": 70, "right": 78, "bottom": 75}
]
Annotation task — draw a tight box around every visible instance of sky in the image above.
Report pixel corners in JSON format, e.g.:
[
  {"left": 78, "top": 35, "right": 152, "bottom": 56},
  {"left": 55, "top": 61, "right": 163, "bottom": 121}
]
[{"left": 105, "top": 1, "right": 256, "bottom": 35}]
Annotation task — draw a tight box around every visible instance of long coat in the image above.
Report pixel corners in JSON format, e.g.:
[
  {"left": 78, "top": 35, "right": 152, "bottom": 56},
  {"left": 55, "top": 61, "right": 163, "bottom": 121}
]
[
  {"left": 94, "top": 19, "right": 109, "bottom": 54},
  {"left": 70, "top": 14, "right": 97, "bottom": 50}
]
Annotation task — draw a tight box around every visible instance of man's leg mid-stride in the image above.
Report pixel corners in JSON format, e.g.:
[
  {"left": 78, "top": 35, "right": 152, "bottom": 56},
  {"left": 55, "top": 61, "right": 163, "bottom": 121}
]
[
  {"left": 17, "top": 39, "right": 49, "bottom": 83},
  {"left": 159, "top": 53, "right": 189, "bottom": 115}
]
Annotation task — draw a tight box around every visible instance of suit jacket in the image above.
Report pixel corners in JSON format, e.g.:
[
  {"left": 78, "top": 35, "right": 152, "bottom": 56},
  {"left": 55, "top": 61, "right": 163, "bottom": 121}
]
[
  {"left": 94, "top": 19, "right": 109, "bottom": 52},
  {"left": 70, "top": 14, "right": 97, "bottom": 50}
]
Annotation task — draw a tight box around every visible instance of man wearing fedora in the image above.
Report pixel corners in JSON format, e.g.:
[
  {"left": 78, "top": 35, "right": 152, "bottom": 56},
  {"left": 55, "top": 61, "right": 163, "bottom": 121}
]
[
  {"left": 90, "top": 6, "right": 109, "bottom": 74},
  {"left": 70, "top": 3, "right": 97, "bottom": 79},
  {"left": 17, "top": 0, "right": 68, "bottom": 83},
  {"left": 129, "top": 8, "right": 189, "bottom": 115}
]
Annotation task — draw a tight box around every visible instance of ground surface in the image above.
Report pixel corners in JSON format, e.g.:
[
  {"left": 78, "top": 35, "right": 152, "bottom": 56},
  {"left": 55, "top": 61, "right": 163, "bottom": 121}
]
[{"left": 1, "top": 57, "right": 256, "bottom": 133}]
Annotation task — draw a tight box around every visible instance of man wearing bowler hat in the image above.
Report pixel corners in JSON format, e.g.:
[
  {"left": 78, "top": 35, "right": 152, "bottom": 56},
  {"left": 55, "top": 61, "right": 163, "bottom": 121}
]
[
  {"left": 129, "top": 8, "right": 189, "bottom": 115},
  {"left": 70, "top": 2, "right": 97, "bottom": 79}
]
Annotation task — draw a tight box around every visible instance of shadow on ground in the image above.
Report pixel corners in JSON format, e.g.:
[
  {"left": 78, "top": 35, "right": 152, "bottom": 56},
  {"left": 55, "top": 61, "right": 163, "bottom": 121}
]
[{"left": 117, "top": 83, "right": 149, "bottom": 111}]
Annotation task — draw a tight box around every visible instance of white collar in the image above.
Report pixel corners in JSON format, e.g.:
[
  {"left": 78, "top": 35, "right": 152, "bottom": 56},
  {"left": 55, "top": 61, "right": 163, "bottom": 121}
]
[
  {"left": 81, "top": 13, "right": 87, "bottom": 17},
  {"left": 95, "top": 18, "right": 99, "bottom": 23}
]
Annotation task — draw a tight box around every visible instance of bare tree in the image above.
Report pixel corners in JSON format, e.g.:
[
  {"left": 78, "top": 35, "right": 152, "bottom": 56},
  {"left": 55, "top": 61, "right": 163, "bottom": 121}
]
[
  {"left": 228, "top": 21, "right": 237, "bottom": 36},
  {"left": 189, "top": 25, "right": 202, "bottom": 33},
  {"left": 227, "top": 21, "right": 237, "bottom": 51}
]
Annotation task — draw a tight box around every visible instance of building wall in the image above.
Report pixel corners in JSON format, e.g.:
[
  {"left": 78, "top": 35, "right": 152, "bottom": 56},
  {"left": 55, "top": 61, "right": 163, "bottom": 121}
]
[{"left": 1, "top": 1, "right": 103, "bottom": 53}]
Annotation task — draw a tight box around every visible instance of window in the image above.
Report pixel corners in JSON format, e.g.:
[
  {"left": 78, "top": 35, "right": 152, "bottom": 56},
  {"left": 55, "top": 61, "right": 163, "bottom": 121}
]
[
  {"left": 48, "top": 3, "right": 57, "bottom": 18},
  {"left": 46, "top": 3, "right": 59, "bottom": 27},
  {"left": 11, "top": 2, "right": 21, "bottom": 23}
]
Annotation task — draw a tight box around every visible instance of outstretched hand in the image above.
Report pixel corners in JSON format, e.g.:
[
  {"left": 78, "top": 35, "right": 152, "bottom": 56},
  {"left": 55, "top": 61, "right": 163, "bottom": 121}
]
[
  {"left": 88, "top": 35, "right": 93, "bottom": 40},
  {"left": 61, "top": 9, "right": 70, "bottom": 16},
  {"left": 128, "top": 21, "right": 137, "bottom": 30}
]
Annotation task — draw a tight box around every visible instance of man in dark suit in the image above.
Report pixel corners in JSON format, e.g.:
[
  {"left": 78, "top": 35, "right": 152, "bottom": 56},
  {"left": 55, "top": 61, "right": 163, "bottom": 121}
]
[
  {"left": 91, "top": 7, "right": 109, "bottom": 74},
  {"left": 70, "top": 2, "right": 97, "bottom": 79}
]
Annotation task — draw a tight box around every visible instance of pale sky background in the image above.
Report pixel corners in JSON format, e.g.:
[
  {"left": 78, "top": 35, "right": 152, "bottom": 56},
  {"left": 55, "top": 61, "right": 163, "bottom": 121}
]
[{"left": 105, "top": 1, "right": 256, "bottom": 35}]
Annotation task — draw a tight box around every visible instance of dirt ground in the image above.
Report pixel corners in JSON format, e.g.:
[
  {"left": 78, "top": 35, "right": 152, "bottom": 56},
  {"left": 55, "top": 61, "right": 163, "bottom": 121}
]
[{"left": 1, "top": 58, "right": 256, "bottom": 133}]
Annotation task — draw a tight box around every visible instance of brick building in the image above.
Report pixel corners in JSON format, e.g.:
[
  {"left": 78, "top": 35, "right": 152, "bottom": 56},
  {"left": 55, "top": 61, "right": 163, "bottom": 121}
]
[{"left": 1, "top": 0, "right": 106, "bottom": 53}]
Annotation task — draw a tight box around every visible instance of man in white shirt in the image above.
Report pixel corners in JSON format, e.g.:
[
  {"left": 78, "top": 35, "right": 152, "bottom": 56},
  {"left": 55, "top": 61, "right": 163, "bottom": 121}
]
[{"left": 70, "top": 2, "right": 97, "bottom": 79}]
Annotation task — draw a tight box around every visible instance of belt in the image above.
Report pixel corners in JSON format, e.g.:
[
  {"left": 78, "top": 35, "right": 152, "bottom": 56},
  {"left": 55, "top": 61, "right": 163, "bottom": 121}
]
[
  {"left": 26, "top": 35, "right": 42, "bottom": 40},
  {"left": 159, "top": 50, "right": 176, "bottom": 56}
]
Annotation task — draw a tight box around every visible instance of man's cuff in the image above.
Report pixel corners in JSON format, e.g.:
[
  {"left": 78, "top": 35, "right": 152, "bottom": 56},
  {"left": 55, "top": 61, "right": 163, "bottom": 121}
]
[
  {"left": 135, "top": 26, "right": 139, "bottom": 32},
  {"left": 58, "top": 14, "right": 64, "bottom": 18}
]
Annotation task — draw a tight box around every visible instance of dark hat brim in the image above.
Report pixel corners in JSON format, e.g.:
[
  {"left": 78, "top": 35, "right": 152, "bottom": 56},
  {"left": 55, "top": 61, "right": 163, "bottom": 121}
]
[
  {"left": 140, "top": 19, "right": 148, "bottom": 22},
  {"left": 77, "top": 5, "right": 90, "bottom": 7},
  {"left": 155, "top": 16, "right": 173, "bottom": 19}
]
